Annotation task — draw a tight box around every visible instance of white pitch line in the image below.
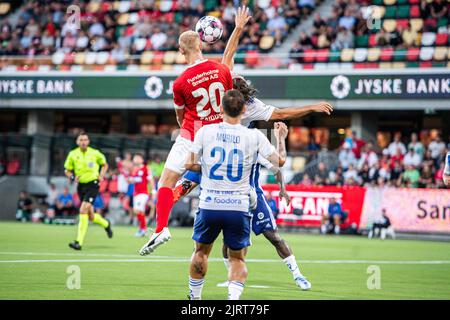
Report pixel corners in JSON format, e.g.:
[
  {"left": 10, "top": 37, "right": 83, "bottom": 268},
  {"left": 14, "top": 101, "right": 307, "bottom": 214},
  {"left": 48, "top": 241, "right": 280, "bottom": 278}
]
[
  {"left": 0, "top": 258, "right": 449, "bottom": 264},
  {"left": 0, "top": 251, "right": 176, "bottom": 259}
]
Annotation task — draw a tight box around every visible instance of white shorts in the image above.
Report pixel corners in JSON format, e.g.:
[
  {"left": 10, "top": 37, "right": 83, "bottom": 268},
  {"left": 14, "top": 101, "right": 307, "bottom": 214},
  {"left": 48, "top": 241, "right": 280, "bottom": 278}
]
[
  {"left": 164, "top": 135, "right": 192, "bottom": 175},
  {"left": 117, "top": 174, "right": 129, "bottom": 193},
  {"left": 133, "top": 193, "right": 149, "bottom": 212}
]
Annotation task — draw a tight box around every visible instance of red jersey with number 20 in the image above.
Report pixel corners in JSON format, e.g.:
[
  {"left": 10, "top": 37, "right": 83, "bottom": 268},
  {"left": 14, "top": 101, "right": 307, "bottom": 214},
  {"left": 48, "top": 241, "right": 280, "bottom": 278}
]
[
  {"left": 131, "top": 165, "right": 150, "bottom": 196},
  {"left": 173, "top": 59, "right": 233, "bottom": 141}
]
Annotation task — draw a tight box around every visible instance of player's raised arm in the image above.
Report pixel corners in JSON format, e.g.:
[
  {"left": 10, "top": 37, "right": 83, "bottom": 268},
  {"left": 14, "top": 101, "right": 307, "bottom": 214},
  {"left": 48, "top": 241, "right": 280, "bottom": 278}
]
[
  {"left": 270, "top": 101, "right": 334, "bottom": 120},
  {"left": 272, "top": 122, "right": 288, "bottom": 167},
  {"left": 257, "top": 122, "right": 288, "bottom": 170},
  {"left": 222, "top": 6, "right": 251, "bottom": 70}
]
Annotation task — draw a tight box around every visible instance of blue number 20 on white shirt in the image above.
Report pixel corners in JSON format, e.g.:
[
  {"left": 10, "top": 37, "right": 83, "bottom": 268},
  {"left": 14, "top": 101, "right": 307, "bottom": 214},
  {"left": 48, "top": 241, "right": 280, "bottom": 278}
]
[{"left": 209, "top": 147, "right": 244, "bottom": 182}]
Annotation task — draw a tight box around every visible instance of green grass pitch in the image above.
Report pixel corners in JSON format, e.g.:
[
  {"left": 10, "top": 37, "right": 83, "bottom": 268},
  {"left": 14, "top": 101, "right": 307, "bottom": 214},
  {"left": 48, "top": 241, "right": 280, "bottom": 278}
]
[{"left": 0, "top": 222, "right": 449, "bottom": 300}]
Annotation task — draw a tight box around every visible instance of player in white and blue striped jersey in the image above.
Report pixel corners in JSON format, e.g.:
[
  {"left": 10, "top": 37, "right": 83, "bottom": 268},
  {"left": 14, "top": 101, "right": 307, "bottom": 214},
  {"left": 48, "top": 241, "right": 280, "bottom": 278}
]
[{"left": 185, "top": 89, "right": 286, "bottom": 300}]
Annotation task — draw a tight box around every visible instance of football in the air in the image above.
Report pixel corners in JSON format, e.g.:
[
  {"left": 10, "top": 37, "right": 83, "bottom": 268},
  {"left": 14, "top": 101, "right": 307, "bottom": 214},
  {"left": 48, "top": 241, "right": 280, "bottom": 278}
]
[{"left": 195, "top": 16, "right": 223, "bottom": 44}]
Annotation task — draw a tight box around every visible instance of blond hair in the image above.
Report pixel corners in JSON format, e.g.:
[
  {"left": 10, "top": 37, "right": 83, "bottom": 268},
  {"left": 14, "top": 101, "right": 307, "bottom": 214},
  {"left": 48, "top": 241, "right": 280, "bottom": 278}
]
[{"left": 178, "top": 30, "right": 201, "bottom": 55}]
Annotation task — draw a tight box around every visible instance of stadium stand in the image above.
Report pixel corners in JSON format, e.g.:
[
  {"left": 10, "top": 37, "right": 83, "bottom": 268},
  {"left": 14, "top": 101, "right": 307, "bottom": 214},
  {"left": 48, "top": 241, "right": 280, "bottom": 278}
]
[
  {"left": 286, "top": 131, "right": 449, "bottom": 189},
  {"left": 2, "top": 0, "right": 447, "bottom": 70},
  {"left": 0, "top": 0, "right": 324, "bottom": 71},
  {"left": 289, "top": 0, "right": 450, "bottom": 68}
]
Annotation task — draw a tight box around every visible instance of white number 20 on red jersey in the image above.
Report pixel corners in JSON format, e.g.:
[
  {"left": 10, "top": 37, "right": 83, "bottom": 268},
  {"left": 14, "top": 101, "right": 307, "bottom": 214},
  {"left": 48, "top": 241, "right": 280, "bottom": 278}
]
[{"left": 192, "top": 82, "right": 226, "bottom": 118}]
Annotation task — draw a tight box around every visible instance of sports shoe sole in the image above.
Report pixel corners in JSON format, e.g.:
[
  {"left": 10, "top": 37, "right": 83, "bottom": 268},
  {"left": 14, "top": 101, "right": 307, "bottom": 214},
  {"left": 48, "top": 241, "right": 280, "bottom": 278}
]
[{"left": 139, "top": 234, "right": 171, "bottom": 256}]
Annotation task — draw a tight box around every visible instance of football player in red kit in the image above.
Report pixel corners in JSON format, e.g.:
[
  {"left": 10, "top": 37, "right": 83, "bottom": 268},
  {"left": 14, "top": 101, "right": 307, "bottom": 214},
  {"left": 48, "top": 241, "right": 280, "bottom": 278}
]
[
  {"left": 129, "top": 154, "right": 154, "bottom": 237},
  {"left": 139, "top": 30, "right": 233, "bottom": 255}
]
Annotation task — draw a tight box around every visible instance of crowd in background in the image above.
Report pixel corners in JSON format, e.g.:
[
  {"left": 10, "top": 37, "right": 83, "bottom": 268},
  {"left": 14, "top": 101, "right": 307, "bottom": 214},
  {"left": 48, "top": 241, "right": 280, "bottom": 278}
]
[
  {"left": 291, "top": 131, "right": 449, "bottom": 189},
  {"left": 290, "top": 0, "right": 449, "bottom": 61},
  {"left": 0, "top": 0, "right": 323, "bottom": 57}
]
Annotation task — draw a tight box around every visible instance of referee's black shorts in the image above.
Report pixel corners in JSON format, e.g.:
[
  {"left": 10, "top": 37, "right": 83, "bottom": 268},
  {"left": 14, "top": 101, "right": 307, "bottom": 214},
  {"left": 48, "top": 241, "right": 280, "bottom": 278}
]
[{"left": 77, "top": 180, "right": 99, "bottom": 204}]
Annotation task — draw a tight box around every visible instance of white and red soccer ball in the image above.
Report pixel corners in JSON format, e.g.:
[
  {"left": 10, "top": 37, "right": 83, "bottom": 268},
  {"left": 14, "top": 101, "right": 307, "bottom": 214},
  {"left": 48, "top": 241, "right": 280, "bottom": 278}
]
[{"left": 195, "top": 16, "right": 223, "bottom": 44}]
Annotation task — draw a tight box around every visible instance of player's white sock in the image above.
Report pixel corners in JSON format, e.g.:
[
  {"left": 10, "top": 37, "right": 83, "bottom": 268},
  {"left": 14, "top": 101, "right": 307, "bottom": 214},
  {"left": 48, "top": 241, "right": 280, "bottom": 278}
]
[
  {"left": 283, "top": 255, "right": 302, "bottom": 279},
  {"left": 223, "top": 257, "right": 230, "bottom": 271},
  {"left": 189, "top": 277, "right": 204, "bottom": 300},
  {"left": 228, "top": 281, "right": 244, "bottom": 300}
]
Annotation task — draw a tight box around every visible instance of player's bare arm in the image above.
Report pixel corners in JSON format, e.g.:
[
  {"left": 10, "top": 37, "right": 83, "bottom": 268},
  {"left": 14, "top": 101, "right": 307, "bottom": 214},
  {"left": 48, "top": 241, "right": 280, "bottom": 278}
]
[
  {"left": 273, "top": 122, "right": 288, "bottom": 167},
  {"left": 222, "top": 6, "right": 251, "bottom": 70},
  {"left": 175, "top": 108, "right": 185, "bottom": 128},
  {"left": 185, "top": 152, "right": 201, "bottom": 172},
  {"left": 270, "top": 101, "right": 334, "bottom": 120},
  {"left": 274, "top": 169, "right": 291, "bottom": 205}
]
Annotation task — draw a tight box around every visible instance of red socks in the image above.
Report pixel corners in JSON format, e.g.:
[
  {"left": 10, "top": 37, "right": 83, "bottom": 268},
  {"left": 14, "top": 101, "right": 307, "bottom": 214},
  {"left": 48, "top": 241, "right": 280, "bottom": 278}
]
[
  {"left": 137, "top": 212, "right": 147, "bottom": 231},
  {"left": 155, "top": 187, "right": 174, "bottom": 233}
]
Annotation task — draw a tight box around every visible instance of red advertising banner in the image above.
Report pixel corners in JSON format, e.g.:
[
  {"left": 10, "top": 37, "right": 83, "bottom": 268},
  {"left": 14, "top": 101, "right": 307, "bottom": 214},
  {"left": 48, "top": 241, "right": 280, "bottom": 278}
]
[{"left": 262, "top": 185, "right": 366, "bottom": 228}]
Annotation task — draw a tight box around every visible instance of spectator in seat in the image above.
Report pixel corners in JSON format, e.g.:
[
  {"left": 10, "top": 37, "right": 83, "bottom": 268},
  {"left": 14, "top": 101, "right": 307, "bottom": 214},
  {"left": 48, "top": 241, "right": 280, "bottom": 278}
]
[
  {"left": 419, "top": 164, "right": 434, "bottom": 188},
  {"left": 430, "top": 0, "right": 448, "bottom": 19},
  {"left": 368, "top": 162, "right": 380, "bottom": 184},
  {"left": 402, "top": 165, "right": 420, "bottom": 188},
  {"left": 314, "top": 162, "right": 329, "bottom": 185},
  {"left": 312, "top": 13, "right": 326, "bottom": 33},
  {"left": 403, "top": 146, "right": 422, "bottom": 168},
  {"left": 338, "top": 142, "right": 356, "bottom": 170},
  {"left": 389, "top": 27, "right": 403, "bottom": 47},
  {"left": 326, "top": 10, "right": 339, "bottom": 30},
  {"left": 298, "top": 0, "right": 316, "bottom": 16},
  {"left": 408, "top": 133, "right": 424, "bottom": 159},
  {"left": 338, "top": 8, "right": 356, "bottom": 30},
  {"left": 419, "top": 0, "right": 431, "bottom": 20},
  {"left": 285, "top": 0, "right": 301, "bottom": 29},
  {"left": 358, "top": 143, "right": 378, "bottom": 171},
  {"left": 368, "top": 208, "right": 394, "bottom": 240},
  {"left": 354, "top": 10, "right": 368, "bottom": 36},
  {"left": 359, "top": 163, "right": 371, "bottom": 185},
  {"left": 56, "top": 186, "right": 75, "bottom": 216},
  {"left": 343, "top": 164, "right": 360, "bottom": 185},
  {"left": 300, "top": 173, "right": 313, "bottom": 186},
  {"left": 428, "top": 135, "right": 446, "bottom": 160},
  {"left": 267, "top": 10, "right": 287, "bottom": 46},
  {"left": 150, "top": 27, "right": 168, "bottom": 50},
  {"left": 298, "top": 31, "right": 314, "bottom": 49},
  {"left": 45, "top": 183, "right": 58, "bottom": 209},
  {"left": 344, "top": 130, "right": 365, "bottom": 159},
  {"left": 317, "top": 28, "right": 332, "bottom": 48},
  {"left": 390, "top": 161, "right": 403, "bottom": 187},
  {"left": 17, "top": 191, "right": 33, "bottom": 222},
  {"left": 402, "top": 23, "right": 419, "bottom": 47},
  {"left": 422, "top": 149, "right": 435, "bottom": 169},
  {"left": 328, "top": 166, "right": 344, "bottom": 186},
  {"left": 46, "top": 183, "right": 58, "bottom": 218},
  {"left": 388, "top": 133, "right": 406, "bottom": 157},
  {"left": 321, "top": 197, "right": 345, "bottom": 235},
  {"left": 331, "top": 27, "right": 354, "bottom": 51}
]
